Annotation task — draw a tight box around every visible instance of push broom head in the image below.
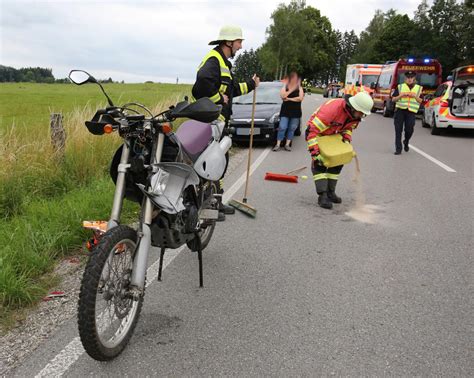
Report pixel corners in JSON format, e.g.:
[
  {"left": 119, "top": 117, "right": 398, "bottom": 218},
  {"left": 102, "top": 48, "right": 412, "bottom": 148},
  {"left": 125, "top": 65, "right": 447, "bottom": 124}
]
[
  {"left": 264, "top": 172, "right": 299, "bottom": 183},
  {"left": 228, "top": 198, "right": 257, "bottom": 218}
]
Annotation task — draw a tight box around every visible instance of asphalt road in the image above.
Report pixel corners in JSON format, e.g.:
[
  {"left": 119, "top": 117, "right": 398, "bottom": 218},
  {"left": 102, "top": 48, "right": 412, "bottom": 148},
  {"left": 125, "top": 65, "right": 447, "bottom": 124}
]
[{"left": 13, "top": 95, "right": 473, "bottom": 376}]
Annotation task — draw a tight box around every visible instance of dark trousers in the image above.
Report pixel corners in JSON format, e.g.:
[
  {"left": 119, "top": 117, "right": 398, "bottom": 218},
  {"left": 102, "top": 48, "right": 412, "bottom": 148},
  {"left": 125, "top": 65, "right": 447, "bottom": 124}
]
[
  {"left": 394, "top": 109, "right": 416, "bottom": 152},
  {"left": 311, "top": 161, "right": 343, "bottom": 194}
]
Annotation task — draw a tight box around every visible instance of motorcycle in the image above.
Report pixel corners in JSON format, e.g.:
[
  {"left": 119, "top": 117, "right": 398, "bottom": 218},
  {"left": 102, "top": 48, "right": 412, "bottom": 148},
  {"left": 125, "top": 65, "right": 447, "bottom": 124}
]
[{"left": 68, "top": 70, "right": 231, "bottom": 361}]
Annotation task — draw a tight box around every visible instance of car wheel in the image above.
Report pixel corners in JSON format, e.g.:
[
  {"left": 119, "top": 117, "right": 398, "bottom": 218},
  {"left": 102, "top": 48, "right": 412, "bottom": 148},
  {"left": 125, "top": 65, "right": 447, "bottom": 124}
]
[
  {"left": 422, "top": 112, "right": 431, "bottom": 128},
  {"left": 431, "top": 116, "right": 442, "bottom": 135},
  {"left": 382, "top": 102, "right": 392, "bottom": 118}
]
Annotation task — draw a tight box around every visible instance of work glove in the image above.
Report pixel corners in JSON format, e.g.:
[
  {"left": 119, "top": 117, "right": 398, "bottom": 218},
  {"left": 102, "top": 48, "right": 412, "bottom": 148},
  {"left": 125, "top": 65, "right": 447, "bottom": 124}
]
[
  {"left": 310, "top": 145, "right": 320, "bottom": 159},
  {"left": 313, "top": 154, "right": 325, "bottom": 164},
  {"left": 310, "top": 147, "right": 325, "bottom": 165},
  {"left": 342, "top": 134, "right": 352, "bottom": 143}
]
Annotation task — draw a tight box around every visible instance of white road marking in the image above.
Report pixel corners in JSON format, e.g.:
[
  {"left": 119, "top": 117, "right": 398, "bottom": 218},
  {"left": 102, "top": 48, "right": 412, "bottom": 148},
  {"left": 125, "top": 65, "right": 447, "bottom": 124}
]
[
  {"left": 34, "top": 147, "right": 271, "bottom": 378},
  {"left": 223, "top": 147, "right": 272, "bottom": 203},
  {"left": 409, "top": 144, "right": 456, "bottom": 173}
]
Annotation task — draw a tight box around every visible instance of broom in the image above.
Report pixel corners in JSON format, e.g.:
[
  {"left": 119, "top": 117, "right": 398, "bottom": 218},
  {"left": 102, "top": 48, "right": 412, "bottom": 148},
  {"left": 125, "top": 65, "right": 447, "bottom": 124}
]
[
  {"left": 264, "top": 166, "right": 307, "bottom": 183},
  {"left": 228, "top": 88, "right": 258, "bottom": 218}
]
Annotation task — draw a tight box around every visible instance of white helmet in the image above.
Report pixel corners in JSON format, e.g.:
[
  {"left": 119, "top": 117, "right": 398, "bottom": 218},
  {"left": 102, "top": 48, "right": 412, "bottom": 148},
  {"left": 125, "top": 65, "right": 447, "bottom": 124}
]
[
  {"left": 209, "top": 25, "right": 244, "bottom": 45},
  {"left": 348, "top": 92, "right": 374, "bottom": 115}
]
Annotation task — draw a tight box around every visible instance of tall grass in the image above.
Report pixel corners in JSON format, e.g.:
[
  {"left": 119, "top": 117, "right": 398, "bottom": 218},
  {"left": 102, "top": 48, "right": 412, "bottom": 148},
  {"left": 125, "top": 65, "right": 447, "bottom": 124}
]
[{"left": 0, "top": 84, "right": 189, "bottom": 315}]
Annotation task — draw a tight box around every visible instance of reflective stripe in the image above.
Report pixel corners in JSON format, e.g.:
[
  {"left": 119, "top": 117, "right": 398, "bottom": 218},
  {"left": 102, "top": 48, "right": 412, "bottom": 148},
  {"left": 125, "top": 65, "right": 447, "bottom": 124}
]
[
  {"left": 326, "top": 173, "right": 339, "bottom": 180},
  {"left": 396, "top": 83, "right": 422, "bottom": 113},
  {"left": 311, "top": 116, "right": 328, "bottom": 132},
  {"left": 219, "top": 84, "right": 228, "bottom": 93},
  {"left": 198, "top": 50, "right": 232, "bottom": 79},
  {"left": 343, "top": 129, "right": 352, "bottom": 136},
  {"left": 307, "top": 137, "right": 318, "bottom": 148},
  {"left": 218, "top": 114, "right": 225, "bottom": 121},
  {"left": 209, "top": 92, "right": 221, "bottom": 103},
  {"left": 313, "top": 173, "right": 326, "bottom": 181},
  {"left": 239, "top": 82, "right": 248, "bottom": 95},
  {"left": 219, "top": 179, "right": 224, "bottom": 188}
]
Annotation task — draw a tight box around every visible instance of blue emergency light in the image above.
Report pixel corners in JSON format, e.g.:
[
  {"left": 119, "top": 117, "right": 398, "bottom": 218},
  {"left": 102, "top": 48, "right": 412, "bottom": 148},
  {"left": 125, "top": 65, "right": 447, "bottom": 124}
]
[
  {"left": 408, "top": 58, "right": 414, "bottom": 63},
  {"left": 424, "top": 58, "right": 430, "bottom": 63}
]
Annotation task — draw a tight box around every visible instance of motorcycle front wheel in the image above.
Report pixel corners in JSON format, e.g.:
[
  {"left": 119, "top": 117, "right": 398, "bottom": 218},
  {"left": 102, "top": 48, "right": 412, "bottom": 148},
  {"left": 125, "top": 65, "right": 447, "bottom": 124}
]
[
  {"left": 78, "top": 225, "right": 143, "bottom": 361},
  {"left": 187, "top": 181, "right": 218, "bottom": 252}
]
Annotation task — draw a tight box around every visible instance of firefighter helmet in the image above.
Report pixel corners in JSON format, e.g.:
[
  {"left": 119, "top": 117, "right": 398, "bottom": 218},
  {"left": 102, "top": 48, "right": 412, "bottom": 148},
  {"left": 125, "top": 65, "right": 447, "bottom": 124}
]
[
  {"left": 348, "top": 92, "right": 374, "bottom": 115},
  {"left": 209, "top": 25, "right": 244, "bottom": 45}
]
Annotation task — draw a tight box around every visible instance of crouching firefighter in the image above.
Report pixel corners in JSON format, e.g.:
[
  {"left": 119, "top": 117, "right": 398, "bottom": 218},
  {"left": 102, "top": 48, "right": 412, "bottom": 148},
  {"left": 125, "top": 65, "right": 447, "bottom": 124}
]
[
  {"left": 305, "top": 92, "right": 373, "bottom": 209},
  {"left": 192, "top": 25, "right": 260, "bottom": 221}
]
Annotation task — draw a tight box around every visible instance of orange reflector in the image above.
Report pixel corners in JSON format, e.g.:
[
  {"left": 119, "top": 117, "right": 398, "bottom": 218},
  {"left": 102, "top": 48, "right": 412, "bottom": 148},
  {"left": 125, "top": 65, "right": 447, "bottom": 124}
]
[
  {"left": 103, "top": 124, "right": 113, "bottom": 134},
  {"left": 162, "top": 123, "right": 172, "bottom": 134}
]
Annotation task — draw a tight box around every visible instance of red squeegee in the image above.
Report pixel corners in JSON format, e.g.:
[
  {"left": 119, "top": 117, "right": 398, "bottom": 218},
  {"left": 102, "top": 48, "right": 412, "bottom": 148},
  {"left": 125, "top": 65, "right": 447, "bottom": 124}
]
[{"left": 264, "top": 172, "right": 299, "bottom": 183}]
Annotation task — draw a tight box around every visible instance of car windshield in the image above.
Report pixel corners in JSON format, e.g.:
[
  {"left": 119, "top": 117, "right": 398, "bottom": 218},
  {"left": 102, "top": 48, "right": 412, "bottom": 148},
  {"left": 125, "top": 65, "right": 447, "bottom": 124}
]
[
  {"left": 234, "top": 84, "right": 282, "bottom": 105},
  {"left": 362, "top": 75, "right": 379, "bottom": 86},
  {"left": 398, "top": 72, "right": 438, "bottom": 88}
]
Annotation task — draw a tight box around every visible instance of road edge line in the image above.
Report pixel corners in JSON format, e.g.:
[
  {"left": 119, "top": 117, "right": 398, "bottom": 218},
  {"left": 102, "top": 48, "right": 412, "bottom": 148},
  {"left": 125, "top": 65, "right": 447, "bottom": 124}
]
[{"left": 34, "top": 146, "right": 272, "bottom": 377}]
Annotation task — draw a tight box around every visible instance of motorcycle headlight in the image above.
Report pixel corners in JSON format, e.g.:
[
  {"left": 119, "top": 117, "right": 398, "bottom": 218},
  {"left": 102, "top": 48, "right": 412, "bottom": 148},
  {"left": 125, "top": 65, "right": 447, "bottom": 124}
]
[
  {"left": 150, "top": 169, "right": 170, "bottom": 196},
  {"left": 269, "top": 112, "right": 280, "bottom": 124}
]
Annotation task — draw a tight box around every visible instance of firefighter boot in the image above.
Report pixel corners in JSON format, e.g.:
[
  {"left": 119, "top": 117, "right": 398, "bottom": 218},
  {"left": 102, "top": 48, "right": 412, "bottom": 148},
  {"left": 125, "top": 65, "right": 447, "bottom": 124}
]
[
  {"left": 318, "top": 192, "right": 333, "bottom": 209},
  {"left": 315, "top": 179, "right": 332, "bottom": 209},
  {"left": 218, "top": 180, "right": 235, "bottom": 215},
  {"left": 327, "top": 179, "right": 342, "bottom": 203}
]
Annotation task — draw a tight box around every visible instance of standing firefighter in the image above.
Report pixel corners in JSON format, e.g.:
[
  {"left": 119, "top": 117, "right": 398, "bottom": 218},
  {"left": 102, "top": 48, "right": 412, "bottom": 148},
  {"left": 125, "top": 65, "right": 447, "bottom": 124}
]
[
  {"left": 192, "top": 25, "right": 260, "bottom": 220},
  {"left": 391, "top": 71, "right": 423, "bottom": 154},
  {"left": 306, "top": 92, "right": 373, "bottom": 209}
]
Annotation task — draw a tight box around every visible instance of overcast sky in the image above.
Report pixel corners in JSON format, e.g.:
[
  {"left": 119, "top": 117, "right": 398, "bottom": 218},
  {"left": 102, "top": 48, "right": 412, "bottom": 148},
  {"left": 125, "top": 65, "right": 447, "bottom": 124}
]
[{"left": 1, "top": 0, "right": 423, "bottom": 83}]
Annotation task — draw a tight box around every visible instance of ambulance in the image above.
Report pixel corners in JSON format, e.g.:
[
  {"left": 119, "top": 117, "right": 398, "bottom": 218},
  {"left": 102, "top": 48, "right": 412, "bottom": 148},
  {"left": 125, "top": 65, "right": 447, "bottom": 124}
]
[
  {"left": 423, "top": 65, "right": 474, "bottom": 135},
  {"left": 344, "top": 64, "right": 383, "bottom": 96}
]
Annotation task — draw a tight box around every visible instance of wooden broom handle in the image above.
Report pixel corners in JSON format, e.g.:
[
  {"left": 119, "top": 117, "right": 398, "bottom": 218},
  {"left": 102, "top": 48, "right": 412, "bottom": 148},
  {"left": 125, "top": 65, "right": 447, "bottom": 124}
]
[{"left": 243, "top": 88, "right": 257, "bottom": 201}]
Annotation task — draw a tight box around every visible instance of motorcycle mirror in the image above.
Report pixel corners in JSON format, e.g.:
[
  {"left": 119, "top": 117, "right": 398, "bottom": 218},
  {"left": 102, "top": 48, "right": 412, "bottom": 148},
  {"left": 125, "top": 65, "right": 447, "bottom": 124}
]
[
  {"left": 69, "top": 70, "right": 96, "bottom": 85},
  {"left": 69, "top": 69, "right": 114, "bottom": 107}
]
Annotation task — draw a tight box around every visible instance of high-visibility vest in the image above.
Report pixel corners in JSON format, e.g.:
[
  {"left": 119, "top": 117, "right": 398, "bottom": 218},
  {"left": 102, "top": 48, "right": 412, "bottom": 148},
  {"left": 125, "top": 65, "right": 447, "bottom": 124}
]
[
  {"left": 196, "top": 49, "right": 232, "bottom": 104},
  {"left": 395, "top": 83, "right": 423, "bottom": 113}
]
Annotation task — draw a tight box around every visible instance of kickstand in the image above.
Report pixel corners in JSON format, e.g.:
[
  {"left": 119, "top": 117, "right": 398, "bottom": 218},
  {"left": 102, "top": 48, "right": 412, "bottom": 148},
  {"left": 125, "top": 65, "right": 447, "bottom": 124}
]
[
  {"left": 194, "top": 233, "right": 203, "bottom": 287},
  {"left": 158, "top": 248, "right": 165, "bottom": 281}
]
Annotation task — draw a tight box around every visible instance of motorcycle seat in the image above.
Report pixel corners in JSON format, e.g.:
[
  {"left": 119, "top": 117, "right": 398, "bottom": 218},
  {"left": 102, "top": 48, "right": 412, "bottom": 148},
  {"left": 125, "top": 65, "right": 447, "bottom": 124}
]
[{"left": 175, "top": 120, "right": 213, "bottom": 159}]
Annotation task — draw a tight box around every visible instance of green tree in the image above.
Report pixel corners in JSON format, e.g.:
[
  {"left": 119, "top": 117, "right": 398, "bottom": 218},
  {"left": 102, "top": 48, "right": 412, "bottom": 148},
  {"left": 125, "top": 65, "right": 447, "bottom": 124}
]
[
  {"left": 372, "top": 14, "right": 418, "bottom": 62},
  {"left": 259, "top": 0, "right": 336, "bottom": 82},
  {"left": 429, "top": 0, "right": 464, "bottom": 76},
  {"left": 351, "top": 10, "right": 386, "bottom": 62},
  {"left": 458, "top": 0, "right": 474, "bottom": 64},
  {"left": 233, "top": 49, "right": 265, "bottom": 82}
]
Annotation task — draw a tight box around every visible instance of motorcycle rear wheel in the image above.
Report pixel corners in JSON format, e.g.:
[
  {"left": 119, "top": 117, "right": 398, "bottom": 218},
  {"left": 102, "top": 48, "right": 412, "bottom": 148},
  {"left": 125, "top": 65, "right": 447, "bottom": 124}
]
[{"left": 78, "top": 225, "right": 143, "bottom": 361}]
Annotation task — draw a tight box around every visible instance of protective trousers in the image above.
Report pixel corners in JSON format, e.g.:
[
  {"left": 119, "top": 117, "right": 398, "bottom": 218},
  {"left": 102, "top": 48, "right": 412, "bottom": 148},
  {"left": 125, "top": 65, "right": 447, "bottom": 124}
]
[
  {"left": 312, "top": 161, "right": 343, "bottom": 194},
  {"left": 394, "top": 109, "right": 416, "bottom": 152}
]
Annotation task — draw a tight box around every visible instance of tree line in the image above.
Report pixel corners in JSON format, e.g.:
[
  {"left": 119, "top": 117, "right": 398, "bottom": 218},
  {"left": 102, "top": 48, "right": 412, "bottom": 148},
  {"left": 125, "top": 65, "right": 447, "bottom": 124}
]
[
  {"left": 0, "top": 65, "right": 117, "bottom": 83},
  {"left": 234, "top": 0, "right": 473, "bottom": 84},
  {"left": 0, "top": 65, "right": 58, "bottom": 83}
]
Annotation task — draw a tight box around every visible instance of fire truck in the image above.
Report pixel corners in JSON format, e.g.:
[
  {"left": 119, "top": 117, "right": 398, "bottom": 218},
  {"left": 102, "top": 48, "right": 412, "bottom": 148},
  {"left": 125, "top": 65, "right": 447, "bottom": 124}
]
[
  {"left": 344, "top": 64, "right": 383, "bottom": 96},
  {"left": 371, "top": 58, "right": 443, "bottom": 117}
]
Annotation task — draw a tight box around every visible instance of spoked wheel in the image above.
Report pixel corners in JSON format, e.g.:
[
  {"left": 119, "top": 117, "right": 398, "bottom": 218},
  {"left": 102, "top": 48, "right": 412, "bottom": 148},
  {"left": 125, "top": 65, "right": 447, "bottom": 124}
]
[
  {"left": 78, "top": 225, "right": 143, "bottom": 361},
  {"left": 187, "top": 181, "right": 217, "bottom": 252}
]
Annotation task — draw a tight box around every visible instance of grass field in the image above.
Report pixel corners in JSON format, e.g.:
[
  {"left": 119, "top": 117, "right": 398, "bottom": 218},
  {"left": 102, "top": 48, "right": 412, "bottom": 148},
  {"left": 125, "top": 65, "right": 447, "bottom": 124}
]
[{"left": 0, "top": 82, "right": 191, "bottom": 321}]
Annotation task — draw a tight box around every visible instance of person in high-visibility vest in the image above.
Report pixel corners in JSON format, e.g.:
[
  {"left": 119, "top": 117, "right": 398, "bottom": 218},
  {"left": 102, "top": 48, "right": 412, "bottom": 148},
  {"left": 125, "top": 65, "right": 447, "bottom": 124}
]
[
  {"left": 192, "top": 25, "right": 260, "bottom": 220},
  {"left": 391, "top": 71, "right": 423, "bottom": 155},
  {"left": 306, "top": 92, "right": 374, "bottom": 209}
]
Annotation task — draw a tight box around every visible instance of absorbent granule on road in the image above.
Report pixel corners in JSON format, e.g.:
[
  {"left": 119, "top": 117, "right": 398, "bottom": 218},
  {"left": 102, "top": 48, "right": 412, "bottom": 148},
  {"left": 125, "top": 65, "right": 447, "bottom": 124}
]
[{"left": 345, "top": 157, "right": 379, "bottom": 224}]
